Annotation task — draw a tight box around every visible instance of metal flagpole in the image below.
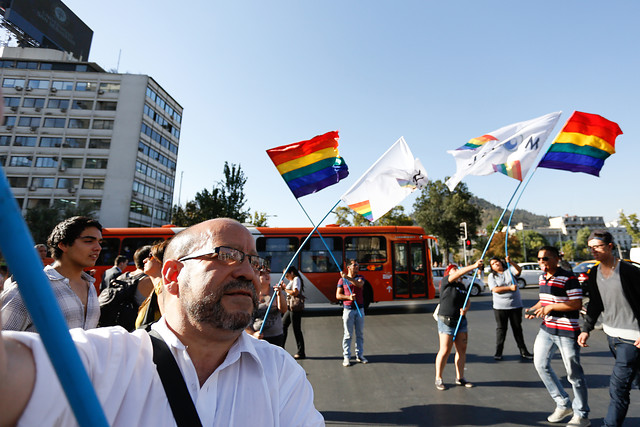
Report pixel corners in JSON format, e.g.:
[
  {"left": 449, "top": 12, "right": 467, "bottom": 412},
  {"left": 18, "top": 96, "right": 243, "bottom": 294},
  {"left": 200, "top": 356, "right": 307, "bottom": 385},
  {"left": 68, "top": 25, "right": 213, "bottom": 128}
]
[{"left": 0, "top": 167, "right": 108, "bottom": 427}]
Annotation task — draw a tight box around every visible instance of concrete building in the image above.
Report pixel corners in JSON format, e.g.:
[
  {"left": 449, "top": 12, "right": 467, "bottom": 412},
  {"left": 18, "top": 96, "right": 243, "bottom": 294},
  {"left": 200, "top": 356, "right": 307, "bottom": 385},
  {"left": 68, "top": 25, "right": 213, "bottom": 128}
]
[
  {"left": 0, "top": 47, "right": 181, "bottom": 227},
  {"left": 548, "top": 215, "right": 607, "bottom": 241}
]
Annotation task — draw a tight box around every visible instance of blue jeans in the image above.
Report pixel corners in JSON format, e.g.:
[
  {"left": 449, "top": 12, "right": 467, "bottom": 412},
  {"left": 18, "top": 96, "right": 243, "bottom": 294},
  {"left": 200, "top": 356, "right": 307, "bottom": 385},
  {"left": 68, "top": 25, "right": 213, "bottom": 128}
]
[
  {"left": 533, "top": 329, "right": 589, "bottom": 418},
  {"left": 603, "top": 336, "right": 640, "bottom": 427},
  {"left": 342, "top": 307, "right": 364, "bottom": 359}
]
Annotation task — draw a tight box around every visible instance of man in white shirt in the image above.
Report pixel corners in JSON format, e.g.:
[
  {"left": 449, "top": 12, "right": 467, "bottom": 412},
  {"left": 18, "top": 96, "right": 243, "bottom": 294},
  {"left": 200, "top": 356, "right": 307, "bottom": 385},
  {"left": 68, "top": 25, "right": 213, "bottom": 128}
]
[{"left": 0, "top": 218, "right": 325, "bottom": 426}]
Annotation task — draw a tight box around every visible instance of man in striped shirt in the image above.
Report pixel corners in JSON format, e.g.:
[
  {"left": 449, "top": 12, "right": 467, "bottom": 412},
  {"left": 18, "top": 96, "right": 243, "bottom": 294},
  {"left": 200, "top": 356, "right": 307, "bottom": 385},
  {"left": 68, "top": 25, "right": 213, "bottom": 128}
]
[{"left": 526, "top": 245, "right": 590, "bottom": 427}]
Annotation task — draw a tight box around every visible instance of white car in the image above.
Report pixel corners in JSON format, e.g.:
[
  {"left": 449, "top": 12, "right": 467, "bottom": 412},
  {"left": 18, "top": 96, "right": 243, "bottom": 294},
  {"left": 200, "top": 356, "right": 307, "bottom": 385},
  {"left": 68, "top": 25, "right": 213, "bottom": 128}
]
[
  {"left": 432, "top": 267, "right": 488, "bottom": 297},
  {"left": 517, "top": 262, "right": 542, "bottom": 287}
]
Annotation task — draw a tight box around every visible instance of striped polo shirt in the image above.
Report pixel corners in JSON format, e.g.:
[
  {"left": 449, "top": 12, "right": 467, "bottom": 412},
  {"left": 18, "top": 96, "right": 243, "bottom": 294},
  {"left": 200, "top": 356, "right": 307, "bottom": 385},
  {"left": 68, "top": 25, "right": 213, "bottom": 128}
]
[{"left": 538, "top": 267, "right": 582, "bottom": 339}]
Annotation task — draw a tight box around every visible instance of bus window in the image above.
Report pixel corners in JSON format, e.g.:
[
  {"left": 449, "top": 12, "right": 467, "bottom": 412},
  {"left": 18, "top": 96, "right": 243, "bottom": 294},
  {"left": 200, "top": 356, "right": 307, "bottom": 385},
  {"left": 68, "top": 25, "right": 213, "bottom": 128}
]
[
  {"left": 121, "top": 237, "right": 164, "bottom": 264},
  {"left": 256, "top": 237, "right": 299, "bottom": 273},
  {"left": 97, "top": 238, "right": 120, "bottom": 267},
  {"left": 345, "top": 236, "right": 386, "bottom": 264},
  {"left": 300, "top": 237, "right": 342, "bottom": 273},
  {"left": 411, "top": 243, "right": 425, "bottom": 272}
]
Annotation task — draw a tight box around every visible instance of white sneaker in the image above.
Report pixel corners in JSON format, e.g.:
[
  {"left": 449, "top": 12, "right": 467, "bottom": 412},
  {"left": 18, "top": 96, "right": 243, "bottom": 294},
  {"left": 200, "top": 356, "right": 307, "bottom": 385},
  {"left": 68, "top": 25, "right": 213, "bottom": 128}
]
[
  {"left": 547, "top": 407, "right": 573, "bottom": 423},
  {"left": 566, "top": 414, "right": 590, "bottom": 427},
  {"left": 342, "top": 357, "right": 351, "bottom": 367},
  {"left": 356, "top": 356, "right": 368, "bottom": 364}
]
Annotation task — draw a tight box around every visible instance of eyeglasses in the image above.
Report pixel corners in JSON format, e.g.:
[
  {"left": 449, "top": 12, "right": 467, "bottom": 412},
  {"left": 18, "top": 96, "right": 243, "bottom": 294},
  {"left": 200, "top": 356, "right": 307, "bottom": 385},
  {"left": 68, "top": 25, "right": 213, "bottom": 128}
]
[
  {"left": 537, "top": 257, "right": 550, "bottom": 261},
  {"left": 259, "top": 269, "right": 271, "bottom": 276},
  {"left": 588, "top": 244, "right": 606, "bottom": 250},
  {"left": 178, "top": 246, "right": 268, "bottom": 271}
]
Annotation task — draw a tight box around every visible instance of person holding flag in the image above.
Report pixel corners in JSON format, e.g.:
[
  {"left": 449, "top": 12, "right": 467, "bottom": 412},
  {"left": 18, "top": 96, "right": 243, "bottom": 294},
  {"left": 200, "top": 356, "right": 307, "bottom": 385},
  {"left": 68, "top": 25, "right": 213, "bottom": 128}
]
[
  {"left": 336, "top": 259, "right": 367, "bottom": 367},
  {"left": 434, "top": 259, "right": 483, "bottom": 391}
]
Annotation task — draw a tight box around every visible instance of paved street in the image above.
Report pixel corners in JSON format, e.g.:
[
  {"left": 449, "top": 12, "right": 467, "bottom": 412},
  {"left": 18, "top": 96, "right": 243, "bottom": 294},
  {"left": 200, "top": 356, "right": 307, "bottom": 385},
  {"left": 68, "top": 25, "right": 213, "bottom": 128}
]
[{"left": 284, "top": 288, "right": 640, "bottom": 426}]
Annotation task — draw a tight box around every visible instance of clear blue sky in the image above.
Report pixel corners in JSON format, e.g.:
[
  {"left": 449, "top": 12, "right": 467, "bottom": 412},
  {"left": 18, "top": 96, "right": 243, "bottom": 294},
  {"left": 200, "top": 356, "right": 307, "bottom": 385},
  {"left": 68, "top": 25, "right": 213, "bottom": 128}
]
[{"left": 64, "top": 0, "right": 640, "bottom": 228}]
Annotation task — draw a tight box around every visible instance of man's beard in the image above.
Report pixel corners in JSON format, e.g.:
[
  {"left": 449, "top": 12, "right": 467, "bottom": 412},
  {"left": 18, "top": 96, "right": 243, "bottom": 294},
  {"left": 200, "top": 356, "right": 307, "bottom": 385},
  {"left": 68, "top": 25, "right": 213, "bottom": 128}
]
[{"left": 184, "top": 279, "right": 259, "bottom": 331}]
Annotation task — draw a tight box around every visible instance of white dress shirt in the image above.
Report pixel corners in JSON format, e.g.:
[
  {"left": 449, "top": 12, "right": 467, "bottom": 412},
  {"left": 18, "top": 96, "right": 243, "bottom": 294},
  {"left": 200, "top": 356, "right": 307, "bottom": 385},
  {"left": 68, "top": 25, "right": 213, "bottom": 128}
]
[{"left": 5, "top": 318, "right": 324, "bottom": 426}]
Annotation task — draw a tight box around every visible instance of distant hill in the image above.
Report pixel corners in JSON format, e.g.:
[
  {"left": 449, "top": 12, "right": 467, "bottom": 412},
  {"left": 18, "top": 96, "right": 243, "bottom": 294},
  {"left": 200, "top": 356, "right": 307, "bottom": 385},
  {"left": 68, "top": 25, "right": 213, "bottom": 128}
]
[{"left": 471, "top": 197, "right": 550, "bottom": 229}]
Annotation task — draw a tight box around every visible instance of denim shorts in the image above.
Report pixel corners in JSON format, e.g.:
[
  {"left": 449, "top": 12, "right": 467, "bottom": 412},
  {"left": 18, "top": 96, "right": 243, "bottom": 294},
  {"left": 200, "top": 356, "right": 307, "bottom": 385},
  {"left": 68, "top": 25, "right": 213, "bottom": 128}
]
[{"left": 437, "top": 315, "right": 467, "bottom": 335}]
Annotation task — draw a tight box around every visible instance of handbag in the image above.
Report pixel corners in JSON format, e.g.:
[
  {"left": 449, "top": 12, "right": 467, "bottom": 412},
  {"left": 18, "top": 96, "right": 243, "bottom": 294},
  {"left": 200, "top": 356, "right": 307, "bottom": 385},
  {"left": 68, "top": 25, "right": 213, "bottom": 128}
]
[{"left": 288, "top": 293, "right": 305, "bottom": 312}]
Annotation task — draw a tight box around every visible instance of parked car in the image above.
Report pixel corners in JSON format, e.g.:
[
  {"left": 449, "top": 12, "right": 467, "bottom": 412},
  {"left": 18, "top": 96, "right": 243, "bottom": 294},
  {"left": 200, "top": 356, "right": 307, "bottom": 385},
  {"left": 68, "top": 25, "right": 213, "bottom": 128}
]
[
  {"left": 517, "top": 262, "right": 543, "bottom": 287},
  {"left": 432, "top": 267, "right": 488, "bottom": 297},
  {"left": 574, "top": 259, "right": 640, "bottom": 294}
]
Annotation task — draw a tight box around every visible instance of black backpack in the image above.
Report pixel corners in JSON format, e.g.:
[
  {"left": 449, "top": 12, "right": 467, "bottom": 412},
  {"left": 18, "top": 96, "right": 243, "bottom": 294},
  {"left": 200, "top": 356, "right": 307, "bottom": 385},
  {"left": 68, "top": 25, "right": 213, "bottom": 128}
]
[{"left": 98, "top": 272, "right": 146, "bottom": 331}]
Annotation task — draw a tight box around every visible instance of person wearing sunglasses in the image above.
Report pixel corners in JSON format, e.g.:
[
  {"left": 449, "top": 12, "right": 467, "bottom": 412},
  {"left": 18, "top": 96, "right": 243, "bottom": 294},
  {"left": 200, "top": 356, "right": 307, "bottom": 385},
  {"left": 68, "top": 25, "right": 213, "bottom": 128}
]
[
  {"left": 577, "top": 230, "right": 640, "bottom": 427},
  {"left": 0, "top": 218, "right": 324, "bottom": 426},
  {"left": 526, "top": 246, "right": 589, "bottom": 427}
]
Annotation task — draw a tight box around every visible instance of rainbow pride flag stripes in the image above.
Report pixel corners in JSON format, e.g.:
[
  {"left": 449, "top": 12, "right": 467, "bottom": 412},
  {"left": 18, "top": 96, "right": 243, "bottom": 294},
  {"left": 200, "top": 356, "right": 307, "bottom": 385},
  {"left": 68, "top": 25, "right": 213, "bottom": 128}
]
[
  {"left": 347, "top": 200, "right": 373, "bottom": 221},
  {"left": 539, "top": 111, "right": 622, "bottom": 176},
  {"left": 493, "top": 160, "right": 523, "bottom": 181},
  {"left": 458, "top": 134, "right": 498, "bottom": 150},
  {"left": 267, "top": 131, "right": 349, "bottom": 198}
]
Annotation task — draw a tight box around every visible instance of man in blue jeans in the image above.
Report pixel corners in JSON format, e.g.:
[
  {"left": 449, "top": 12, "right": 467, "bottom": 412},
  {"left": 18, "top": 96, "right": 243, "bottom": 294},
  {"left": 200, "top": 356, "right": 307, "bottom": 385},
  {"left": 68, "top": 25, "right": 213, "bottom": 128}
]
[
  {"left": 337, "top": 259, "right": 367, "bottom": 367},
  {"left": 578, "top": 230, "right": 640, "bottom": 427},
  {"left": 527, "top": 246, "right": 590, "bottom": 427}
]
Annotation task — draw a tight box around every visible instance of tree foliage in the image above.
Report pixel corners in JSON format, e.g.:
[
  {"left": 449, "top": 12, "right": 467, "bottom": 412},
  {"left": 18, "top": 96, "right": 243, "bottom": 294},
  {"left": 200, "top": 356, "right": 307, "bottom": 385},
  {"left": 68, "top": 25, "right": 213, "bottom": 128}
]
[
  {"left": 25, "top": 200, "right": 98, "bottom": 244},
  {"left": 522, "top": 230, "right": 549, "bottom": 262},
  {"left": 575, "top": 226, "right": 592, "bottom": 260},
  {"left": 172, "top": 162, "right": 251, "bottom": 226},
  {"left": 413, "top": 180, "right": 481, "bottom": 259},
  {"left": 250, "top": 211, "right": 270, "bottom": 227},
  {"left": 485, "top": 232, "right": 522, "bottom": 260},
  {"left": 333, "top": 206, "right": 413, "bottom": 227},
  {"left": 619, "top": 210, "right": 640, "bottom": 244}
]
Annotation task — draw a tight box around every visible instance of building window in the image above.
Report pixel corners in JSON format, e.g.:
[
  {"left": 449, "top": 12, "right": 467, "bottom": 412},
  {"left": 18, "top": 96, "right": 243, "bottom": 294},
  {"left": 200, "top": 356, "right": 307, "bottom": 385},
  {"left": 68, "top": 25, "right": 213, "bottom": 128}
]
[
  {"left": 61, "top": 158, "right": 83, "bottom": 168},
  {"left": 27, "top": 79, "right": 50, "bottom": 90},
  {"left": 17, "top": 117, "right": 41, "bottom": 127},
  {"left": 47, "top": 99, "right": 70, "bottom": 109},
  {"left": 89, "top": 138, "right": 110, "bottom": 149},
  {"left": 99, "top": 82, "right": 120, "bottom": 93},
  {"left": 43, "top": 118, "right": 66, "bottom": 128},
  {"left": 82, "top": 178, "right": 104, "bottom": 190},
  {"left": 51, "top": 81, "right": 74, "bottom": 91},
  {"left": 0, "top": 136, "right": 11, "bottom": 146},
  {"left": 75, "top": 82, "right": 97, "bottom": 91},
  {"left": 4, "top": 97, "right": 20, "bottom": 107},
  {"left": 31, "top": 177, "right": 55, "bottom": 188},
  {"left": 35, "top": 157, "right": 58, "bottom": 168},
  {"left": 8, "top": 176, "right": 28, "bottom": 187},
  {"left": 27, "top": 199, "right": 51, "bottom": 209},
  {"left": 4, "top": 116, "right": 16, "bottom": 126},
  {"left": 23, "top": 98, "right": 46, "bottom": 108},
  {"left": 57, "top": 178, "right": 80, "bottom": 189},
  {"left": 14, "top": 136, "right": 37, "bottom": 147},
  {"left": 2, "top": 78, "right": 25, "bottom": 88},
  {"left": 96, "top": 101, "right": 117, "bottom": 111},
  {"left": 0, "top": 155, "right": 5, "bottom": 166},
  {"left": 92, "top": 119, "right": 114, "bottom": 129},
  {"left": 65, "top": 138, "right": 86, "bottom": 148},
  {"left": 17, "top": 62, "right": 38, "bottom": 70},
  {"left": 68, "top": 118, "right": 90, "bottom": 129},
  {"left": 71, "top": 100, "right": 93, "bottom": 110},
  {"left": 85, "top": 158, "right": 108, "bottom": 169},
  {"left": 130, "top": 201, "right": 151, "bottom": 216},
  {"left": 9, "top": 156, "right": 32, "bottom": 167},
  {"left": 40, "top": 137, "right": 63, "bottom": 147}
]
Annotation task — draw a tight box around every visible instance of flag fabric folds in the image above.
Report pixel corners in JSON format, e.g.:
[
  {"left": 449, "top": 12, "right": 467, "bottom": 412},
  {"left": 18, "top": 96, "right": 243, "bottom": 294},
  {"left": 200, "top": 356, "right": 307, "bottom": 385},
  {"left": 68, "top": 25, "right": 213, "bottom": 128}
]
[
  {"left": 538, "top": 111, "right": 622, "bottom": 176},
  {"left": 267, "top": 131, "right": 349, "bottom": 198},
  {"left": 445, "top": 112, "right": 562, "bottom": 191},
  {"left": 341, "top": 137, "right": 427, "bottom": 222}
]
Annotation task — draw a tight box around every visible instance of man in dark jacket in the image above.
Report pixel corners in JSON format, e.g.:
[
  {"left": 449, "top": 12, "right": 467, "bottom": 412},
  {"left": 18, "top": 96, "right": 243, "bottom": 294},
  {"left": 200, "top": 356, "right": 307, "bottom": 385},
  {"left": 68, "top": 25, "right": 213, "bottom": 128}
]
[{"left": 578, "top": 230, "right": 640, "bottom": 427}]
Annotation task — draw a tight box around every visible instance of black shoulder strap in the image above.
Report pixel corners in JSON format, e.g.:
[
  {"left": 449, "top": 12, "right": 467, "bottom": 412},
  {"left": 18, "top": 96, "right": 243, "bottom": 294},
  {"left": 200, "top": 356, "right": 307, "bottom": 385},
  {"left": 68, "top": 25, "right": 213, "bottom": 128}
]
[{"left": 148, "top": 330, "right": 203, "bottom": 427}]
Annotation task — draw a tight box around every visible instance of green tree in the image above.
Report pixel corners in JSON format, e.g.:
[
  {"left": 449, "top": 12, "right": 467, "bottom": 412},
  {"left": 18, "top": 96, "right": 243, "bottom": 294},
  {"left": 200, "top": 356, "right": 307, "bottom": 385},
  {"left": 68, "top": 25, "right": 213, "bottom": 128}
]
[
  {"left": 576, "top": 226, "right": 592, "bottom": 260},
  {"left": 522, "top": 231, "right": 549, "bottom": 262},
  {"left": 559, "top": 240, "right": 577, "bottom": 261},
  {"left": 619, "top": 210, "right": 640, "bottom": 244},
  {"left": 485, "top": 232, "right": 522, "bottom": 260},
  {"left": 333, "top": 206, "right": 413, "bottom": 227},
  {"left": 413, "top": 179, "right": 481, "bottom": 262},
  {"left": 172, "top": 162, "right": 251, "bottom": 226},
  {"left": 250, "top": 211, "right": 270, "bottom": 226},
  {"left": 25, "top": 200, "right": 98, "bottom": 244}
]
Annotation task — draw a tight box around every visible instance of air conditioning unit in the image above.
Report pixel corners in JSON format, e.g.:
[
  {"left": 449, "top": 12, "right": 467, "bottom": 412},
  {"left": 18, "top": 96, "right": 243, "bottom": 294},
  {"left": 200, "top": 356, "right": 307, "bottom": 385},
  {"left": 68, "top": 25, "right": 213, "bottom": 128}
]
[
  {"left": 35, "top": 107, "right": 41, "bottom": 112},
  {"left": 6, "top": 125, "right": 13, "bottom": 130},
  {"left": 62, "top": 142, "right": 69, "bottom": 147},
  {"left": 50, "top": 87, "right": 57, "bottom": 93},
  {"left": 98, "top": 90, "right": 105, "bottom": 95},
  {"left": 14, "top": 86, "right": 23, "bottom": 91},
  {"left": 59, "top": 164, "right": 67, "bottom": 172},
  {"left": 10, "top": 106, "right": 17, "bottom": 112},
  {"left": 25, "top": 87, "right": 32, "bottom": 92},
  {"left": 68, "top": 187, "right": 77, "bottom": 194},
  {"left": 60, "top": 108, "right": 67, "bottom": 113},
  {"left": 30, "top": 126, "right": 38, "bottom": 132},
  {"left": 29, "top": 184, "right": 37, "bottom": 191}
]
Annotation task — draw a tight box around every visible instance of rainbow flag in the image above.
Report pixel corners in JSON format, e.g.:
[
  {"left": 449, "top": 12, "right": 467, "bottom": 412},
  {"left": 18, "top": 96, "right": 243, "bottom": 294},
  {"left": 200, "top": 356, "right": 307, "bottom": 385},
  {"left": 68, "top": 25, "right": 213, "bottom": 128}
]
[
  {"left": 459, "top": 134, "right": 498, "bottom": 150},
  {"left": 493, "top": 160, "right": 523, "bottom": 181},
  {"left": 539, "top": 111, "right": 622, "bottom": 176},
  {"left": 267, "top": 131, "right": 349, "bottom": 198},
  {"left": 347, "top": 200, "right": 373, "bottom": 221}
]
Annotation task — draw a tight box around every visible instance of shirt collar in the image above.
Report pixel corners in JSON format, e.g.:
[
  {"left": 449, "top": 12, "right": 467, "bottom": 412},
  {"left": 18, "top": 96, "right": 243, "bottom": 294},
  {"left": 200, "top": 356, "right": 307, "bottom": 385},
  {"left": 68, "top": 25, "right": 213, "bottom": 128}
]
[{"left": 43, "top": 264, "right": 96, "bottom": 285}]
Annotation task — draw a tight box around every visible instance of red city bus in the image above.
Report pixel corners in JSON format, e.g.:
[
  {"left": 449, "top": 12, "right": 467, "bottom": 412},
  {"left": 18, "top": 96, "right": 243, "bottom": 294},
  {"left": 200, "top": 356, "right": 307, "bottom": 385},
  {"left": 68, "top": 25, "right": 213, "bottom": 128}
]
[{"left": 95, "top": 224, "right": 438, "bottom": 306}]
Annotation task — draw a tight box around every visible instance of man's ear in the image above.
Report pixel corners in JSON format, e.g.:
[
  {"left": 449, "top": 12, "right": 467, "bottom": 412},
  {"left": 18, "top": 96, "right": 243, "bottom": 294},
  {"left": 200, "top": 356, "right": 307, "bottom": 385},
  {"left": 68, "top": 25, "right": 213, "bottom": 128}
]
[{"left": 162, "top": 259, "right": 183, "bottom": 295}]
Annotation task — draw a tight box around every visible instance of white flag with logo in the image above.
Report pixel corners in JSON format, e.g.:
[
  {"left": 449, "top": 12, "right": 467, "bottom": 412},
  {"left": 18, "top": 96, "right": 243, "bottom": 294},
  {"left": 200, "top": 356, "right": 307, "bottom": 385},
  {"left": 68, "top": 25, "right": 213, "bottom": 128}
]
[
  {"left": 341, "top": 137, "right": 427, "bottom": 222},
  {"left": 445, "top": 112, "right": 562, "bottom": 191}
]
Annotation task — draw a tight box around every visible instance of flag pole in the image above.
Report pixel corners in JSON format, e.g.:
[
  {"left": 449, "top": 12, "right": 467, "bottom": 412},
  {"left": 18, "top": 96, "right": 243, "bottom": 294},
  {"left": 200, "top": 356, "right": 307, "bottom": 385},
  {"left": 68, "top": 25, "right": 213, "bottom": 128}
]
[
  {"left": 259, "top": 199, "right": 348, "bottom": 335},
  {"left": 0, "top": 167, "right": 109, "bottom": 426},
  {"left": 452, "top": 180, "right": 523, "bottom": 341}
]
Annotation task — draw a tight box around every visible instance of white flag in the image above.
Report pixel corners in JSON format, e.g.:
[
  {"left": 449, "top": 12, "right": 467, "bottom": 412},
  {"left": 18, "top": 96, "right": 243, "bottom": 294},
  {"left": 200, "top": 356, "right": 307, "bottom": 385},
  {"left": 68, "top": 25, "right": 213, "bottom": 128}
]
[
  {"left": 445, "top": 112, "right": 562, "bottom": 191},
  {"left": 340, "top": 137, "right": 427, "bottom": 222}
]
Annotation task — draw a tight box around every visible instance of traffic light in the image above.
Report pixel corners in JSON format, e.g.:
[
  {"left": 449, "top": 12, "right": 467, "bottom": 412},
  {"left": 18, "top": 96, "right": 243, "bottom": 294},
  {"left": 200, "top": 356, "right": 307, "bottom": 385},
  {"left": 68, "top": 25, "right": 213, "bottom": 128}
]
[
  {"left": 465, "top": 239, "right": 472, "bottom": 250},
  {"left": 459, "top": 222, "right": 467, "bottom": 240}
]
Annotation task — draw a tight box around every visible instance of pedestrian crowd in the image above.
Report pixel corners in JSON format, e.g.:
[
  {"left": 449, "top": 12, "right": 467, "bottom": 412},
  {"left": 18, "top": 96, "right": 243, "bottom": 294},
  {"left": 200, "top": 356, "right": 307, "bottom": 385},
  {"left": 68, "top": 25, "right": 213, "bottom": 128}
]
[{"left": 0, "top": 216, "right": 638, "bottom": 426}]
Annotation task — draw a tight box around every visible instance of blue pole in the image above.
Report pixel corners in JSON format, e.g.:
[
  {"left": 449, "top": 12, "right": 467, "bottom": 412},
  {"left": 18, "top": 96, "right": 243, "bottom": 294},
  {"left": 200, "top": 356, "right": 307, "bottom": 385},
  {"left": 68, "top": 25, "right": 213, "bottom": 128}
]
[{"left": 0, "top": 167, "right": 108, "bottom": 426}]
